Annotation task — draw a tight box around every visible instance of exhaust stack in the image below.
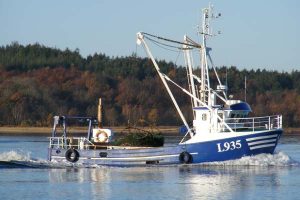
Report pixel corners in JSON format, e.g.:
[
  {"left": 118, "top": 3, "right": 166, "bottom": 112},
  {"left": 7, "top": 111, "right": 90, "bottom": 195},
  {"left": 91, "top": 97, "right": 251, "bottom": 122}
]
[{"left": 98, "top": 98, "right": 103, "bottom": 128}]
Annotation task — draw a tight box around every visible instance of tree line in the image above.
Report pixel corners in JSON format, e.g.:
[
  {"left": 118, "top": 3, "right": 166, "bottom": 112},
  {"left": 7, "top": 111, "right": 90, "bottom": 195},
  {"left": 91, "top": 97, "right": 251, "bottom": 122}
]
[{"left": 0, "top": 42, "right": 299, "bottom": 127}]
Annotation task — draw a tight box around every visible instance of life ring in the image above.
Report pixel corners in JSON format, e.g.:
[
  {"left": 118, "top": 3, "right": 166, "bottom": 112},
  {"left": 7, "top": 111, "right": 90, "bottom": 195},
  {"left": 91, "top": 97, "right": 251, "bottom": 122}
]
[
  {"left": 179, "top": 151, "right": 193, "bottom": 164},
  {"left": 94, "top": 130, "right": 108, "bottom": 143},
  {"left": 65, "top": 148, "right": 80, "bottom": 163}
]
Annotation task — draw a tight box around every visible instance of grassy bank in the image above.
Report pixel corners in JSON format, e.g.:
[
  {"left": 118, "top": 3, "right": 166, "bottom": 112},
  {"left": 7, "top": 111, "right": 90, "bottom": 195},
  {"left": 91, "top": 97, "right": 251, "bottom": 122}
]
[
  {"left": 0, "top": 126, "right": 179, "bottom": 136},
  {"left": 0, "top": 126, "right": 299, "bottom": 136},
  {"left": 284, "top": 128, "right": 300, "bottom": 135}
]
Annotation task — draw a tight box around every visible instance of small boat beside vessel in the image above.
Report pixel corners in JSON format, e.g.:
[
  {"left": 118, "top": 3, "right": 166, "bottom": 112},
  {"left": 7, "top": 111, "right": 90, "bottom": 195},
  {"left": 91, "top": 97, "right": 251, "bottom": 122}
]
[{"left": 48, "top": 5, "right": 282, "bottom": 166}]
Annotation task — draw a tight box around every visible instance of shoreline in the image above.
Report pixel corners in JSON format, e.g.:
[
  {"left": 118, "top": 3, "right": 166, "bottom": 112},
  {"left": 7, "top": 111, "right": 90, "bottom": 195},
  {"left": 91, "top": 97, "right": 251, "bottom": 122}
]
[
  {"left": 0, "top": 126, "right": 180, "bottom": 136},
  {"left": 0, "top": 126, "right": 300, "bottom": 136}
]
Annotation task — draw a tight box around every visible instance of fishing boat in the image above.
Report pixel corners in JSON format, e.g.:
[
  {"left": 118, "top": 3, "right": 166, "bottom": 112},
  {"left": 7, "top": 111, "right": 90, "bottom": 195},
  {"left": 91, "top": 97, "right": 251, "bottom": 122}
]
[{"left": 48, "top": 5, "right": 282, "bottom": 166}]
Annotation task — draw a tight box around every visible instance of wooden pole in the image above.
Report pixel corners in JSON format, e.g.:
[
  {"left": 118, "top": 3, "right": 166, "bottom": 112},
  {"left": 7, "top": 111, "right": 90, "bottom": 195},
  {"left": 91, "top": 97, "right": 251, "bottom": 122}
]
[{"left": 98, "top": 98, "right": 103, "bottom": 128}]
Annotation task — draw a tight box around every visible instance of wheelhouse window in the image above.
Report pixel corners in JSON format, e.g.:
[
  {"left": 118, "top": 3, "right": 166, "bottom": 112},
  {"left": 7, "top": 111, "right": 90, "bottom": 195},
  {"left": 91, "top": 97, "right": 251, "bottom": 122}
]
[
  {"left": 202, "top": 114, "right": 207, "bottom": 121},
  {"left": 218, "top": 113, "right": 223, "bottom": 119}
]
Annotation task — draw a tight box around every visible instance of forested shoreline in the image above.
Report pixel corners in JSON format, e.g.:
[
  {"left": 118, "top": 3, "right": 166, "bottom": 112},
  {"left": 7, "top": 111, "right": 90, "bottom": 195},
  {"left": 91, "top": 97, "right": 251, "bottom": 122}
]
[{"left": 0, "top": 42, "right": 299, "bottom": 127}]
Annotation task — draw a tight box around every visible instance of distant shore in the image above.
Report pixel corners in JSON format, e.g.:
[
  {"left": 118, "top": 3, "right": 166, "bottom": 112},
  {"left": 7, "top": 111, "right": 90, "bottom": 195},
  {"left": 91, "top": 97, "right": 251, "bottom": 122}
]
[
  {"left": 0, "top": 126, "right": 300, "bottom": 136},
  {"left": 0, "top": 126, "right": 299, "bottom": 136},
  {"left": 284, "top": 128, "right": 300, "bottom": 135},
  {"left": 0, "top": 126, "right": 180, "bottom": 136}
]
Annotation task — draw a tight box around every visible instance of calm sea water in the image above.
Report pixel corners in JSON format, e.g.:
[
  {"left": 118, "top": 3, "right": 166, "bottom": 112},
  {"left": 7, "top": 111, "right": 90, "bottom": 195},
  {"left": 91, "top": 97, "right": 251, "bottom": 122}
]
[{"left": 0, "top": 134, "right": 299, "bottom": 200}]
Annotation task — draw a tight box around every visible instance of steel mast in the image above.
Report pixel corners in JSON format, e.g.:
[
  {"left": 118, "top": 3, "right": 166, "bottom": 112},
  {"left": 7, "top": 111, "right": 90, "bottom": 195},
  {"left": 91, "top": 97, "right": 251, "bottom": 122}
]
[{"left": 200, "top": 5, "right": 213, "bottom": 106}]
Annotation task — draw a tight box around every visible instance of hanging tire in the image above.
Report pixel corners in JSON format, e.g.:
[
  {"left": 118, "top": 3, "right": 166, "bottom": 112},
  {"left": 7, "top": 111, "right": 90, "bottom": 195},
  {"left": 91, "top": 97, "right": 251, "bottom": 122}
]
[
  {"left": 179, "top": 151, "right": 193, "bottom": 164},
  {"left": 65, "top": 148, "right": 80, "bottom": 163}
]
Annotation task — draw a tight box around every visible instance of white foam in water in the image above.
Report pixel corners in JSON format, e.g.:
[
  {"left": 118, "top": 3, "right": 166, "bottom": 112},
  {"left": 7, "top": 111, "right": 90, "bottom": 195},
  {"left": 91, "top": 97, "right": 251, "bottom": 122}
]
[
  {"left": 0, "top": 150, "right": 74, "bottom": 168},
  {"left": 204, "top": 151, "right": 298, "bottom": 166},
  {"left": 0, "top": 150, "right": 298, "bottom": 168},
  {"left": 0, "top": 150, "right": 31, "bottom": 161}
]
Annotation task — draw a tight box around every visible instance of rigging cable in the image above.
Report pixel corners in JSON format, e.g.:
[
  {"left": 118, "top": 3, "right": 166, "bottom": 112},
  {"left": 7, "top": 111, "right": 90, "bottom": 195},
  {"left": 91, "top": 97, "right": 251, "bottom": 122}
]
[
  {"left": 145, "top": 36, "right": 182, "bottom": 53},
  {"left": 142, "top": 32, "right": 199, "bottom": 66},
  {"left": 142, "top": 32, "right": 202, "bottom": 49}
]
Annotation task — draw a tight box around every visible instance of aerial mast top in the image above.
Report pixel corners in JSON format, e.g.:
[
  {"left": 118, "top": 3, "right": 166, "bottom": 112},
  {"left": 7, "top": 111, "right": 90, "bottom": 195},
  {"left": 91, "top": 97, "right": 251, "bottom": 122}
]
[{"left": 199, "top": 4, "right": 222, "bottom": 105}]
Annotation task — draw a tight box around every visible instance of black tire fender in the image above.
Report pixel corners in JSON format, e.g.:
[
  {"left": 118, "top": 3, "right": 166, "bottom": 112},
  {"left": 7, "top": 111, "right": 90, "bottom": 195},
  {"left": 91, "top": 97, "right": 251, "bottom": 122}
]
[
  {"left": 65, "top": 148, "right": 80, "bottom": 163},
  {"left": 179, "top": 151, "right": 193, "bottom": 164}
]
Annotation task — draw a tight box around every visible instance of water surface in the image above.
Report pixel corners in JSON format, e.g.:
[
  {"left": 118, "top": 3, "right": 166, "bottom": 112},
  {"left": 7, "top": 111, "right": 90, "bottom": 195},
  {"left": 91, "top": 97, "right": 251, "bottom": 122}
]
[{"left": 0, "top": 135, "right": 299, "bottom": 200}]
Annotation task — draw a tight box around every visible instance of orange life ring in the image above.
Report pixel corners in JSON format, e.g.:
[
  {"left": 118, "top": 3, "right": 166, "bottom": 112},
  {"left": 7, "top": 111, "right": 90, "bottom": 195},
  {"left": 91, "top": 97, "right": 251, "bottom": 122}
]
[{"left": 94, "top": 130, "right": 108, "bottom": 143}]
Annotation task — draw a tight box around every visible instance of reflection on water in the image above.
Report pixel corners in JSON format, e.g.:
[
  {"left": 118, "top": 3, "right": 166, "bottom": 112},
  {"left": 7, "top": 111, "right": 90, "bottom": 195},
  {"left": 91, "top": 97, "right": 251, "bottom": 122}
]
[
  {"left": 1, "top": 135, "right": 300, "bottom": 199},
  {"left": 47, "top": 165, "right": 295, "bottom": 200}
]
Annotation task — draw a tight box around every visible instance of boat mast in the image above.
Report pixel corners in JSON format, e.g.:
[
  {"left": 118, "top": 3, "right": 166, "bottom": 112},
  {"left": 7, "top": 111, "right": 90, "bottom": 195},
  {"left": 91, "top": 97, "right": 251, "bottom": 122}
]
[
  {"left": 200, "top": 5, "right": 212, "bottom": 106},
  {"left": 183, "top": 35, "right": 198, "bottom": 114},
  {"left": 137, "top": 32, "right": 193, "bottom": 137}
]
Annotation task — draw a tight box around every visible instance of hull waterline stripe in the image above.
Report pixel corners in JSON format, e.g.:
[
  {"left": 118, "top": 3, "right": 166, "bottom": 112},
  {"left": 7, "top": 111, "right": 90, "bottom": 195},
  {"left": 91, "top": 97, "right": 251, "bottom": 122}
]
[
  {"left": 90, "top": 154, "right": 181, "bottom": 161},
  {"left": 246, "top": 134, "right": 278, "bottom": 142},
  {"left": 51, "top": 152, "right": 198, "bottom": 161},
  {"left": 248, "top": 139, "right": 277, "bottom": 146},
  {"left": 249, "top": 143, "right": 276, "bottom": 150}
]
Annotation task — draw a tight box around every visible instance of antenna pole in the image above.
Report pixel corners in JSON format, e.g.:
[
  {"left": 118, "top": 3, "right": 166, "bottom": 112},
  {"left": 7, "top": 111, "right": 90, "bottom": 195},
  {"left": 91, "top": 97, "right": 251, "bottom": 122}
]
[
  {"left": 98, "top": 98, "right": 103, "bottom": 128},
  {"left": 226, "top": 68, "right": 228, "bottom": 96},
  {"left": 244, "top": 76, "right": 247, "bottom": 102}
]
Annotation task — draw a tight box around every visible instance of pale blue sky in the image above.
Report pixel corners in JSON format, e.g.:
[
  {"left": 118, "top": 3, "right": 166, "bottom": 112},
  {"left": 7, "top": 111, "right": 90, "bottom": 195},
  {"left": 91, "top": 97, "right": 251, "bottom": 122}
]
[{"left": 0, "top": 0, "right": 299, "bottom": 71}]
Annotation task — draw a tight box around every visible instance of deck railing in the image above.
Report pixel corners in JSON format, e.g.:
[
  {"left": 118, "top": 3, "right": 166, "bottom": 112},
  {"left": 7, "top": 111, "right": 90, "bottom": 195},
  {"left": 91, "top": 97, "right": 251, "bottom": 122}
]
[
  {"left": 49, "top": 137, "right": 96, "bottom": 150},
  {"left": 224, "top": 115, "right": 282, "bottom": 132}
]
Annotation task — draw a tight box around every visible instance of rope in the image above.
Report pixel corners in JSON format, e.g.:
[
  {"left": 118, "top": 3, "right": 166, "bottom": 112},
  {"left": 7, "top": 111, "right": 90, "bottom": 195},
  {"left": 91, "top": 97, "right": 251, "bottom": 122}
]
[
  {"left": 142, "top": 32, "right": 201, "bottom": 49},
  {"left": 145, "top": 36, "right": 182, "bottom": 52}
]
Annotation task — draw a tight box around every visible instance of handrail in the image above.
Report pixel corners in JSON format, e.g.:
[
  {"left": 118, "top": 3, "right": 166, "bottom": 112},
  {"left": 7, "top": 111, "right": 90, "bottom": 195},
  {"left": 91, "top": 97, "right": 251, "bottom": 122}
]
[
  {"left": 223, "top": 115, "right": 282, "bottom": 132},
  {"left": 49, "top": 137, "right": 97, "bottom": 150}
]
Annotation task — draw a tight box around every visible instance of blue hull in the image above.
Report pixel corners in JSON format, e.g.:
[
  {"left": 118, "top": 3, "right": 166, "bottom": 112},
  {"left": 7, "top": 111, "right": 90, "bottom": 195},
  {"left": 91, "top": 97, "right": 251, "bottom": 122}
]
[
  {"left": 49, "top": 129, "right": 282, "bottom": 166},
  {"left": 183, "top": 129, "right": 282, "bottom": 163}
]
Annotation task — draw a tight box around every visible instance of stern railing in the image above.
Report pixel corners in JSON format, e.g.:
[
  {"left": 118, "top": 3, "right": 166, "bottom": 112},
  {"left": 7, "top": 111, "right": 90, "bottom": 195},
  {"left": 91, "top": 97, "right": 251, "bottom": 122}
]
[
  {"left": 49, "top": 137, "right": 97, "bottom": 150},
  {"left": 224, "top": 115, "right": 282, "bottom": 132}
]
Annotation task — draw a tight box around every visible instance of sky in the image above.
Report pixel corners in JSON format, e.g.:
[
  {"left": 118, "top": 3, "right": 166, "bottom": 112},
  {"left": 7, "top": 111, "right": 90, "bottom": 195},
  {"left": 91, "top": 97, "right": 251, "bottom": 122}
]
[{"left": 0, "top": 0, "right": 300, "bottom": 71}]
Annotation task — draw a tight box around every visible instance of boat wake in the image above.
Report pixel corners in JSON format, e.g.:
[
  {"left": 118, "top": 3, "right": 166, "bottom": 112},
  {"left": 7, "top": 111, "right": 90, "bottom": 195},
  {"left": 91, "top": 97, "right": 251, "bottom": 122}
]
[
  {"left": 0, "top": 150, "right": 298, "bottom": 169},
  {"left": 200, "top": 151, "right": 299, "bottom": 167},
  {"left": 0, "top": 150, "right": 77, "bottom": 168}
]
